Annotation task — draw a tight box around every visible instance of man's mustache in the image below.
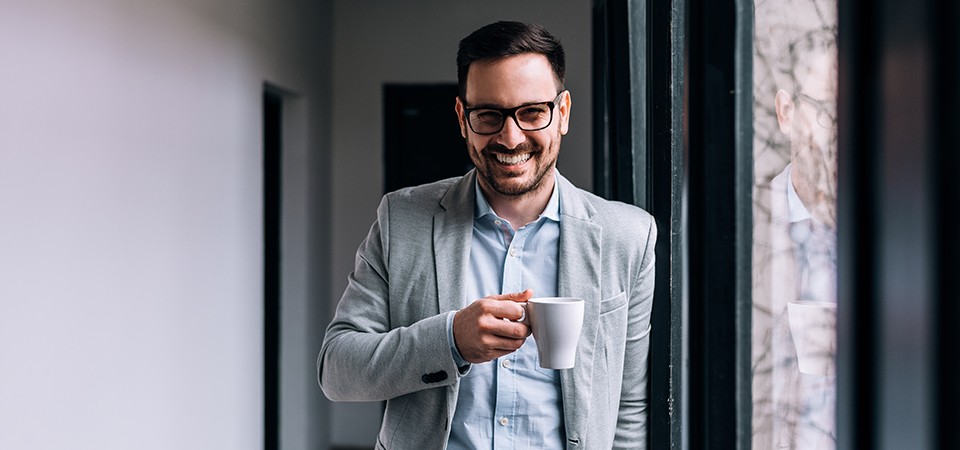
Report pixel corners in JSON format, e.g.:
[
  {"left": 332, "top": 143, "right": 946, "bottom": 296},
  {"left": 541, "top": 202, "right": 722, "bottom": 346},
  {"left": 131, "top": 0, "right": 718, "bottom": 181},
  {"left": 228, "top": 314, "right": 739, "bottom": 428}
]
[{"left": 481, "top": 142, "right": 539, "bottom": 155}]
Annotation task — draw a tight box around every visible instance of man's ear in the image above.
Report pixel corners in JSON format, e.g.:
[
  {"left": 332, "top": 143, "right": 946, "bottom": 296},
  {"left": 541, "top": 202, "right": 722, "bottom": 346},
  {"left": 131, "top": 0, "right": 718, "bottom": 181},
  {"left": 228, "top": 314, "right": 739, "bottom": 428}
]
[
  {"left": 454, "top": 97, "right": 468, "bottom": 138},
  {"left": 775, "top": 89, "right": 794, "bottom": 134},
  {"left": 558, "top": 90, "right": 572, "bottom": 135}
]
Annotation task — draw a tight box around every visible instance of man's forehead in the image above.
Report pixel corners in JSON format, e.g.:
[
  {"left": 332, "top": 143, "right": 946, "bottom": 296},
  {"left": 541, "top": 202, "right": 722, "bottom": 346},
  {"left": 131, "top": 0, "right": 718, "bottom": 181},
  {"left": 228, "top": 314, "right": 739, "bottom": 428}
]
[
  {"left": 464, "top": 54, "right": 559, "bottom": 104},
  {"left": 796, "top": 52, "right": 837, "bottom": 95}
]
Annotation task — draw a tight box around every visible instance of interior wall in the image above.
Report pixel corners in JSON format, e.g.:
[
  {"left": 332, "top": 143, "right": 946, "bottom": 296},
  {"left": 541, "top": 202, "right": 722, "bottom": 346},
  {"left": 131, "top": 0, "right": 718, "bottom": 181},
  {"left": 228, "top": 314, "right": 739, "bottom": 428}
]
[
  {"left": 328, "top": 0, "right": 592, "bottom": 446},
  {"left": 0, "top": 0, "right": 332, "bottom": 449}
]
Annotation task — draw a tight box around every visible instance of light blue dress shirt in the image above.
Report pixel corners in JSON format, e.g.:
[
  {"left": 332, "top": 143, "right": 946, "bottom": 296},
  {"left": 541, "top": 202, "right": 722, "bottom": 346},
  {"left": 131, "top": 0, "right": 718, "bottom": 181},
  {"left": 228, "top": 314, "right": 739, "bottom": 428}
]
[{"left": 446, "top": 177, "right": 564, "bottom": 449}]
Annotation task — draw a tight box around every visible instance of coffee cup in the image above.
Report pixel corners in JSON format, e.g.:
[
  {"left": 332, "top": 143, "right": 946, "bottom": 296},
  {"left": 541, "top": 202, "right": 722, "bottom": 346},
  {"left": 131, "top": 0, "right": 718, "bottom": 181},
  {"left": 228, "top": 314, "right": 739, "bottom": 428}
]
[{"left": 520, "top": 297, "right": 585, "bottom": 369}]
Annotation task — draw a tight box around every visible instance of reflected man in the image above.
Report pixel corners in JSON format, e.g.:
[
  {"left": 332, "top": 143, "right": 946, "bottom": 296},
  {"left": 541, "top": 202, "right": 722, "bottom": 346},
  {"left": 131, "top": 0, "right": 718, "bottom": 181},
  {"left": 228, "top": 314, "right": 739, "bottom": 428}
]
[{"left": 752, "top": 2, "right": 839, "bottom": 448}]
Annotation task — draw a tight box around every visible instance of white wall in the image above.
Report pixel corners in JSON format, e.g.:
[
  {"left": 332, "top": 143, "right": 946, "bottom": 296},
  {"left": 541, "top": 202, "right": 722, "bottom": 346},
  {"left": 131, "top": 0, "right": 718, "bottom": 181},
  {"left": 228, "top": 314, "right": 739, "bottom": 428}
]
[
  {"left": 328, "top": 0, "right": 592, "bottom": 446},
  {"left": 0, "top": 0, "right": 332, "bottom": 449}
]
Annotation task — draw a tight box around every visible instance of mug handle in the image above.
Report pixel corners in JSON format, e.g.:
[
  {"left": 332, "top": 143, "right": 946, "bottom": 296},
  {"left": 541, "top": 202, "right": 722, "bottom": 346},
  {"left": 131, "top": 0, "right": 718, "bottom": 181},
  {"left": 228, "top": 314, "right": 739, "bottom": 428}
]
[{"left": 504, "top": 302, "right": 528, "bottom": 323}]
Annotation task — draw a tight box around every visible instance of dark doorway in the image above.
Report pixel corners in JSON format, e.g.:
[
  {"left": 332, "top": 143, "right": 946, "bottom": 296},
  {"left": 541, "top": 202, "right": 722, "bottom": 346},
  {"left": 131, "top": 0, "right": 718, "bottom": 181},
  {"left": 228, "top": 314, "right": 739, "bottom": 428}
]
[
  {"left": 383, "top": 84, "right": 473, "bottom": 193},
  {"left": 262, "top": 87, "right": 282, "bottom": 450}
]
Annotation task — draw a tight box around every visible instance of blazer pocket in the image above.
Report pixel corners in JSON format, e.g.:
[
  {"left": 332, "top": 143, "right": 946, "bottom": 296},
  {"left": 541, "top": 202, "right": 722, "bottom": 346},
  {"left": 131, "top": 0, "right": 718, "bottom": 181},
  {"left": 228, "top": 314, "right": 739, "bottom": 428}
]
[{"left": 599, "top": 291, "right": 627, "bottom": 315}]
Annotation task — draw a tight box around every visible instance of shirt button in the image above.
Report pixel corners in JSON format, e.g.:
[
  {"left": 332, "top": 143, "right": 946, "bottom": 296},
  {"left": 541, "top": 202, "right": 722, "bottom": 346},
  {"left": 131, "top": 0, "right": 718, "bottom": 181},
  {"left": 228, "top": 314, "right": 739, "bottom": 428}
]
[
  {"left": 509, "top": 248, "right": 517, "bottom": 257},
  {"left": 494, "top": 220, "right": 502, "bottom": 226},
  {"left": 501, "top": 359, "right": 512, "bottom": 369},
  {"left": 499, "top": 417, "right": 509, "bottom": 426}
]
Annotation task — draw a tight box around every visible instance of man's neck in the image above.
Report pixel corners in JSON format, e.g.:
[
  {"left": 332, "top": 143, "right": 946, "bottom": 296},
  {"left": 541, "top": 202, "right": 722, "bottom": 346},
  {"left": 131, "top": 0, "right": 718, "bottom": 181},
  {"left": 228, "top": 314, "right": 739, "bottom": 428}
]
[{"left": 481, "top": 175, "right": 556, "bottom": 230}]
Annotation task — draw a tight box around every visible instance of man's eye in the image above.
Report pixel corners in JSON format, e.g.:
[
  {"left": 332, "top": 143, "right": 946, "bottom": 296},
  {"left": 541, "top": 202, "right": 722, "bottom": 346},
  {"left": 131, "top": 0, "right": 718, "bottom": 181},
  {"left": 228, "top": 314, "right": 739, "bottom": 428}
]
[
  {"left": 474, "top": 111, "right": 503, "bottom": 122},
  {"left": 517, "top": 106, "right": 548, "bottom": 120}
]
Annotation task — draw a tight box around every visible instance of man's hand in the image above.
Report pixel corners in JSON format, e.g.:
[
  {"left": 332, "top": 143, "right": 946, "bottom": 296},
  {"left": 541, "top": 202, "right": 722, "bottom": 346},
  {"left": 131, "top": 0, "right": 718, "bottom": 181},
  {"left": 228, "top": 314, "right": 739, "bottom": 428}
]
[{"left": 453, "top": 289, "right": 533, "bottom": 363}]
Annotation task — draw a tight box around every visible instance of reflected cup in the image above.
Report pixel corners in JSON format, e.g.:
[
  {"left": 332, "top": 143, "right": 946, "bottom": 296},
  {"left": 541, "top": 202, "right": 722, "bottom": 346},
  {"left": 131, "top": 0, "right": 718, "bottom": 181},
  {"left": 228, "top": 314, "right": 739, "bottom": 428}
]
[{"left": 787, "top": 300, "right": 837, "bottom": 376}]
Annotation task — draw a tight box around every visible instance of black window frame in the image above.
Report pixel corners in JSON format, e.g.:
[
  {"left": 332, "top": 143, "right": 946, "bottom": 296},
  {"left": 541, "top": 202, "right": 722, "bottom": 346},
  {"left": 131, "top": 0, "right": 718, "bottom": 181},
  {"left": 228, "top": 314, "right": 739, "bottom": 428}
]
[
  {"left": 596, "top": 0, "right": 960, "bottom": 448},
  {"left": 594, "top": 0, "right": 753, "bottom": 447}
]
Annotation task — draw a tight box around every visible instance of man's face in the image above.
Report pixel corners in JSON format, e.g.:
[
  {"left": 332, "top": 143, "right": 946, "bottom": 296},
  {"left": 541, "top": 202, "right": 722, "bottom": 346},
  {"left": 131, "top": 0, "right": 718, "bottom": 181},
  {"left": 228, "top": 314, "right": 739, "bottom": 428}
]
[
  {"left": 455, "top": 53, "right": 571, "bottom": 200},
  {"left": 791, "top": 51, "right": 838, "bottom": 227},
  {"left": 776, "top": 50, "right": 838, "bottom": 228}
]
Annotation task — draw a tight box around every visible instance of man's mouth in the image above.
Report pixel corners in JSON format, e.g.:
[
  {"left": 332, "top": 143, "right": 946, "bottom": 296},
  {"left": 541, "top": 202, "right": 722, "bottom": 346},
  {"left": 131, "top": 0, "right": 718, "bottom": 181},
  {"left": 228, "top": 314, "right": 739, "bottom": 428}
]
[{"left": 495, "top": 153, "right": 532, "bottom": 165}]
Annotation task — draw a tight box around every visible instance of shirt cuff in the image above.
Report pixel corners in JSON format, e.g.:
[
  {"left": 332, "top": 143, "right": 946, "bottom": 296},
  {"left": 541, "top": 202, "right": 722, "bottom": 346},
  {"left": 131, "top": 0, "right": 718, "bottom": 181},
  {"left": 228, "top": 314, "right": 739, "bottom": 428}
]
[{"left": 446, "top": 311, "right": 470, "bottom": 373}]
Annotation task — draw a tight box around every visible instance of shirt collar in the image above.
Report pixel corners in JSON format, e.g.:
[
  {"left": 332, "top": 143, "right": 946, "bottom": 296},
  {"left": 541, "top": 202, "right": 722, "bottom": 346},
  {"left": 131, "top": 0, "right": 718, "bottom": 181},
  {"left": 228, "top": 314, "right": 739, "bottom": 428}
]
[
  {"left": 785, "top": 163, "right": 813, "bottom": 223},
  {"left": 473, "top": 170, "right": 562, "bottom": 223}
]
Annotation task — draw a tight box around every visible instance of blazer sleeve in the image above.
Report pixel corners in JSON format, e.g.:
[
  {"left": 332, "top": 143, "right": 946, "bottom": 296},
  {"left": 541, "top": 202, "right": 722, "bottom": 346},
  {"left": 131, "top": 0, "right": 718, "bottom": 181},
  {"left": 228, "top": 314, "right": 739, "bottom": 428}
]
[
  {"left": 317, "top": 196, "right": 462, "bottom": 402},
  {"left": 614, "top": 216, "right": 657, "bottom": 449}
]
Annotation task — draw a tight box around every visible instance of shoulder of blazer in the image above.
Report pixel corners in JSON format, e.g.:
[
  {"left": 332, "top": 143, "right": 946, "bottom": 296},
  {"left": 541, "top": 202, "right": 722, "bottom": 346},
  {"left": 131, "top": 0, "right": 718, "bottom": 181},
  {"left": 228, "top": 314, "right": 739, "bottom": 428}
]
[
  {"left": 556, "top": 173, "right": 654, "bottom": 232},
  {"left": 386, "top": 176, "right": 461, "bottom": 207},
  {"left": 379, "top": 172, "right": 474, "bottom": 219}
]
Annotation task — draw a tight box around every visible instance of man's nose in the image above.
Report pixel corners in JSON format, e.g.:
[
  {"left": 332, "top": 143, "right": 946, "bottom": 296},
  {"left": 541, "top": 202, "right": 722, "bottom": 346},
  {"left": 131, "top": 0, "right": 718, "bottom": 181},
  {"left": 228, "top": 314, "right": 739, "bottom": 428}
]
[{"left": 495, "top": 115, "right": 527, "bottom": 149}]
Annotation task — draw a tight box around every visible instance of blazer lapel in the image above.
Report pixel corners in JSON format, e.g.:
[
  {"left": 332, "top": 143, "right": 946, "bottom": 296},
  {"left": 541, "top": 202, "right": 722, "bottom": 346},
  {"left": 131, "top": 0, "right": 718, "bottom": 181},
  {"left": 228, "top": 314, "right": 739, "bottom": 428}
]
[
  {"left": 555, "top": 174, "right": 602, "bottom": 442},
  {"left": 434, "top": 170, "right": 477, "bottom": 315}
]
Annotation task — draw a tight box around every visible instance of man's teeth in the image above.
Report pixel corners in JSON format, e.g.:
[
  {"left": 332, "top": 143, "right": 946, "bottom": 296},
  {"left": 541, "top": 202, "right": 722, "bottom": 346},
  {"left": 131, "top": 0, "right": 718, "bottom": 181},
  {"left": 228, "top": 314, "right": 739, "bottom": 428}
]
[{"left": 496, "top": 153, "right": 531, "bottom": 165}]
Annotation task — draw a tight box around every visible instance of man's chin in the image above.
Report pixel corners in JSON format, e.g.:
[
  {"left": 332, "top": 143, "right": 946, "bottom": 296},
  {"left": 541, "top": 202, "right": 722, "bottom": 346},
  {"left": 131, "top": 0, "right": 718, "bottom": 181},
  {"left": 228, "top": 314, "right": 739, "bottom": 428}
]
[
  {"left": 478, "top": 158, "right": 554, "bottom": 198},
  {"left": 490, "top": 174, "right": 545, "bottom": 197},
  {"left": 478, "top": 173, "right": 521, "bottom": 195}
]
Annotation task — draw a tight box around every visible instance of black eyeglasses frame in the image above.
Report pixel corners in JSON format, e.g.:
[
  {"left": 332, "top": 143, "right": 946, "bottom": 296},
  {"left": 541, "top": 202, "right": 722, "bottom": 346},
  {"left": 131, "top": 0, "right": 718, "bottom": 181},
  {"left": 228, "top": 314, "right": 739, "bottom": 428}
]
[{"left": 461, "top": 91, "right": 566, "bottom": 135}]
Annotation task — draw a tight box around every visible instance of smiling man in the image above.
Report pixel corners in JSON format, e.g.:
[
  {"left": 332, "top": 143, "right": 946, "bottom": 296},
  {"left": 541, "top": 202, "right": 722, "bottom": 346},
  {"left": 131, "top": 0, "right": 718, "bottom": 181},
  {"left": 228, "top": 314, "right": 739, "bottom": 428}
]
[
  {"left": 319, "top": 21, "right": 657, "bottom": 449},
  {"left": 456, "top": 51, "right": 567, "bottom": 217}
]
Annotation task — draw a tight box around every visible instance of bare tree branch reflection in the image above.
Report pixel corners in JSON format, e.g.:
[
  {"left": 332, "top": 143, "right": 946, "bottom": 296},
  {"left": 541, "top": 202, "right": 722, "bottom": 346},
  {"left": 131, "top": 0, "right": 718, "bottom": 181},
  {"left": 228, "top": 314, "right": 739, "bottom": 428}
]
[{"left": 752, "top": 0, "right": 838, "bottom": 448}]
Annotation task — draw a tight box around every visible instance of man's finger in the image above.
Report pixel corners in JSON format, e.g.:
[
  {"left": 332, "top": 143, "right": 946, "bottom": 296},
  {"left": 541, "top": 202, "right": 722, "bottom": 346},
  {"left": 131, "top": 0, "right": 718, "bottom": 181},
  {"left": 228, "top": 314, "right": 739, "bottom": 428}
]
[
  {"left": 488, "top": 316, "right": 531, "bottom": 338},
  {"left": 487, "top": 289, "right": 534, "bottom": 302}
]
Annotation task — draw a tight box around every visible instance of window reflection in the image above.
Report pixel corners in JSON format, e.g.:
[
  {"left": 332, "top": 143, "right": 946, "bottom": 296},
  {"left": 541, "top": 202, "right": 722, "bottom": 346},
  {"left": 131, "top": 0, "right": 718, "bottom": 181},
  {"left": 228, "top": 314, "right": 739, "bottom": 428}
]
[{"left": 752, "top": 0, "right": 838, "bottom": 448}]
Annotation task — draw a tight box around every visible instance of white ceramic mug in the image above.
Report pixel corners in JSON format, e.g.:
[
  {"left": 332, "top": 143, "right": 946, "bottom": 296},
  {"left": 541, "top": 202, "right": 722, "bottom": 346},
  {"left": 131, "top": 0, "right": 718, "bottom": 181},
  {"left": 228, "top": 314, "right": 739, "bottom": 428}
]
[
  {"left": 787, "top": 300, "right": 837, "bottom": 376},
  {"left": 521, "top": 297, "right": 585, "bottom": 369}
]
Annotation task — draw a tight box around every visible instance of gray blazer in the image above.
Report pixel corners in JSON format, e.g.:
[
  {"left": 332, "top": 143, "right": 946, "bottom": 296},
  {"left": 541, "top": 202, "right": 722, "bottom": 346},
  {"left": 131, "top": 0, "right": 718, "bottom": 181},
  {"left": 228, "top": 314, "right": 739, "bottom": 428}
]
[{"left": 318, "top": 170, "right": 657, "bottom": 449}]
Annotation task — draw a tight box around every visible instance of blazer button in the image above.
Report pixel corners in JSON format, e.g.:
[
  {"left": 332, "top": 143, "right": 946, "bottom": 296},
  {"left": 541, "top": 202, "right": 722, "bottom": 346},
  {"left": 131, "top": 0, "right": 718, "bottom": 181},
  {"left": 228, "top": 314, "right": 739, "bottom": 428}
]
[{"left": 421, "top": 371, "right": 448, "bottom": 384}]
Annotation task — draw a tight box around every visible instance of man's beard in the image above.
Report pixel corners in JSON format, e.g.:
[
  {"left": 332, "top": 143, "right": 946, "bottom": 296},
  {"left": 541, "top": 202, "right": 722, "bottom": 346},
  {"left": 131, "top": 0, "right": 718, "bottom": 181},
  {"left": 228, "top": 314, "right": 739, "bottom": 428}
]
[
  {"left": 472, "top": 140, "right": 556, "bottom": 198},
  {"left": 792, "top": 128, "right": 838, "bottom": 228}
]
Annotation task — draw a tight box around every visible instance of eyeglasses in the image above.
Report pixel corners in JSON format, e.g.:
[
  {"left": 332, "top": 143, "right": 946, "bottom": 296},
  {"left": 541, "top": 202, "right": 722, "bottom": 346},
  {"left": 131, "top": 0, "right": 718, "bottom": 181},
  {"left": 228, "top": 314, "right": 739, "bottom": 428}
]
[
  {"left": 796, "top": 92, "right": 837, "bottom": 129},
  {"left": 462, "top": 91, "right": 565, "bottom": 135}
]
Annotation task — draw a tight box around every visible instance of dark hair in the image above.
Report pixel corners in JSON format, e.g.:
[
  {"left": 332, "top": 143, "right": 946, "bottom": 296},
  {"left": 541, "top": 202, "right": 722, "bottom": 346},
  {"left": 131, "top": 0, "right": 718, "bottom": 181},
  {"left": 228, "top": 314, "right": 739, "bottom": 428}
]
[{"left": 456, "top": 21, "right": 566, "bottom": 101}]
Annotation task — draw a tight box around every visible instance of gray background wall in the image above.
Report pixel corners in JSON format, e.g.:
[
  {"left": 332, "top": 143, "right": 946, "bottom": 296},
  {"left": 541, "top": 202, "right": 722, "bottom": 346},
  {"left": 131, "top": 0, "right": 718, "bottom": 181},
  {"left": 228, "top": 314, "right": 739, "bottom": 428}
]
[
  {"left": 0, "top": 0, "right": 590, "bottom": 448},
  {"left": 0, "top": 0, "right": 333, "bottom": 448},
  {"left": 328, "top": 0, "right": 592, "bottom": 445}
]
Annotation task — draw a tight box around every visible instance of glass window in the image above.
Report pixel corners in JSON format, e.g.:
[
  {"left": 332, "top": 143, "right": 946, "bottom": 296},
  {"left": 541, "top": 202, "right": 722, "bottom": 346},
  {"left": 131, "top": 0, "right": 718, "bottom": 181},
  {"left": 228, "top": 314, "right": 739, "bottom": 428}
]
[{"left": 752, "top": 0, "right": 839, "bottom": 448}]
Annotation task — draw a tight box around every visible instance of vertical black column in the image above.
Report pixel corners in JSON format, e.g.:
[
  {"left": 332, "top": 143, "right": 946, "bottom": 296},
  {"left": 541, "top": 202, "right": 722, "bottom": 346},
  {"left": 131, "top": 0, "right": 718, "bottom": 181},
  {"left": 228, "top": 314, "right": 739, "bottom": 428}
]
[
  {"left": 263, "top": 89, "right": 282, "bottom": 450},
  {"left": 594, "top": 1, "right": 687, "bottom": 448},
  {"left": 647, "top": 0, "right": 686, "bottom": 448},
  {"left": 935, "top": 0, "right": 960, "bottom": 446},
  {"left": 836, "top": 0, "right": 879, "bottom": 448},
  {"left": 592, "top": 0, "right": 645, "bottom": 205},
  {"left": 838, "top": 0, "right": 958, "bottom": 447},
  {"left": 593, "top": 0, "right": 613, "bottom": 199},
  {"left": 685, "top": 0, "right": 752, "bottom": 448}
]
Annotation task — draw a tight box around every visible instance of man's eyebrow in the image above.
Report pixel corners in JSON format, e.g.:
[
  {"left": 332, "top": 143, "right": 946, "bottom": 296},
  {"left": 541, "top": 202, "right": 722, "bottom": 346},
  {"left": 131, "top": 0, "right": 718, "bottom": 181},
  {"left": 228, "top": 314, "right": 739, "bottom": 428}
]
[
  {"left": 466, "top": 100, "right": 550, "bottom": 109},
  {"left": 466, "top": 101, "right": 502, "bottom": 109}
]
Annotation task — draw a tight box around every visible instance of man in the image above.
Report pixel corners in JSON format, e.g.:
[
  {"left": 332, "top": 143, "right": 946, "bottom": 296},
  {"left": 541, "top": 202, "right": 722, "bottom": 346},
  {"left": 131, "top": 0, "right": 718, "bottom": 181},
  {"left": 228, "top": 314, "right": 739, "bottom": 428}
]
[
  {"left": 318, "top": 21, "right": 656, "bottom": 449},
  {"left": 752, "top": 8, "right": 838, "bottom": 448}
]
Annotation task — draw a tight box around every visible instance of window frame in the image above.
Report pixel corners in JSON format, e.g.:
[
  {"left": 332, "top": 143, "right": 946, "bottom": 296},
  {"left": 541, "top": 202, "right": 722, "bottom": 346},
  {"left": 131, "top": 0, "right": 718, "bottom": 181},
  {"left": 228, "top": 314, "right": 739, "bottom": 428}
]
[
  {"left": 683, "top": 0, "right": 754, "bottom": 448},
  {"left": 594, "top": 0, "right": 758, "bottom": 448},
  {"left": 596, "top": 0, "right": 959, "bottom": 448}
]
